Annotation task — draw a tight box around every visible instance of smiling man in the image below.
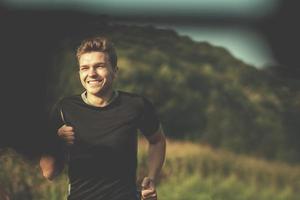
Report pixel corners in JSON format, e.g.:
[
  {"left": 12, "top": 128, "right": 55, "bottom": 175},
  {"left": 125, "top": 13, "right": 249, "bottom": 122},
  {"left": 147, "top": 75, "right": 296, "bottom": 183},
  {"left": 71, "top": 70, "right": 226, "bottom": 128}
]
[{"left": 39, "top": 36, "right": 166, "bottom": 200}]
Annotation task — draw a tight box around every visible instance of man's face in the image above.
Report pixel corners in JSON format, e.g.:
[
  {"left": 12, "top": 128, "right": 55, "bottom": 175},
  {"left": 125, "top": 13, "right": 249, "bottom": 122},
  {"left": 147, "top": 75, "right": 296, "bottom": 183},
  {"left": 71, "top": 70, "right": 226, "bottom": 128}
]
[{"left": 79, "top": 52, "right": 117, "bottom": 97}]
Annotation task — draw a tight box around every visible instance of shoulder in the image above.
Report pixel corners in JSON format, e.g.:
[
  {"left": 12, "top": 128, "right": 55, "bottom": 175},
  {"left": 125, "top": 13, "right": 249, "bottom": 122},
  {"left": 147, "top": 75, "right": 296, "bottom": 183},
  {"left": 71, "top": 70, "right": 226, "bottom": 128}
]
[
  {"left": 117, "top": 91, "right": 156, "bottom": 114},
  {"left": 118, "top": 90, "right": 142, "bottom": 99},
  {"left": 59, "top": 94, "right": 82, "bottom": 106},
  {"left": 50, "top": 95, "right": 82, "bottom": 114},
  {"left": 118, "top": 91, "right": 152, "bottom": 107}
]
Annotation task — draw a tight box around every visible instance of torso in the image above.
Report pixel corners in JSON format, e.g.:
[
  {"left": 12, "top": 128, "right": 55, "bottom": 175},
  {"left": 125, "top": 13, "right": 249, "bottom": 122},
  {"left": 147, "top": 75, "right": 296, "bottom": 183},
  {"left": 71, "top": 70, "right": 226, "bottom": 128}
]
[{"left": 55, "top": 91, "right": 158, "bottom": 200}]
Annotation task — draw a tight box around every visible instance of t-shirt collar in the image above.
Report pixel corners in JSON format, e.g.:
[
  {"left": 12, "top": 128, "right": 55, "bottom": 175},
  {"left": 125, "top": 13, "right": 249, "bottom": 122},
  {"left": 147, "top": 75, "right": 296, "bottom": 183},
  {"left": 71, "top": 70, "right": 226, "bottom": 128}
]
[{"left": 81, "top": 90, "right": 119, "bottom": 107}]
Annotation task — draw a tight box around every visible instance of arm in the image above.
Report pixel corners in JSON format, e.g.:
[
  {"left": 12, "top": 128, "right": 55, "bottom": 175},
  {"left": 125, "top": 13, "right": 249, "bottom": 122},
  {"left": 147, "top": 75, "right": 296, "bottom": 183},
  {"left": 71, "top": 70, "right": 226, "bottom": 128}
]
[
  {"left": 141, "top": 125, "right": 166, "bottom": 200},
  {"left": 145, "top": 125, "right": 166, "bottom": 181},
  {"left": 39, "top": 153, "right": 65, "bottom": 181},
  {"left": 39, "top": 125, "right": 75, "bottom": 180}
]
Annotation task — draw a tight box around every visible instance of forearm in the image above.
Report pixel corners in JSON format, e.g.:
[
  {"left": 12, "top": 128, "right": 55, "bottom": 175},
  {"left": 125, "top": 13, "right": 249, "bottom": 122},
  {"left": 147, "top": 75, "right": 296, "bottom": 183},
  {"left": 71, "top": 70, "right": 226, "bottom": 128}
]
[
  {"left": 40, "top": 127, "right": 69, "bottom": 180},
  {"left": 40, "top": 154, "right": 65, "bottom": 180},
  {"left": 147, "top": 135, "right": 166, "bottom": 181}
]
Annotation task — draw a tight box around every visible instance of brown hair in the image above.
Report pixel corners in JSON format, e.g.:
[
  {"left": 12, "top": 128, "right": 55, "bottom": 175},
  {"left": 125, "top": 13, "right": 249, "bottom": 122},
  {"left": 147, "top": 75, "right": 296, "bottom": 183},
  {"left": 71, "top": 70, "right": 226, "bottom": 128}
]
[{"left": 76, "top": 36, "right": 117, "bottom": 69}]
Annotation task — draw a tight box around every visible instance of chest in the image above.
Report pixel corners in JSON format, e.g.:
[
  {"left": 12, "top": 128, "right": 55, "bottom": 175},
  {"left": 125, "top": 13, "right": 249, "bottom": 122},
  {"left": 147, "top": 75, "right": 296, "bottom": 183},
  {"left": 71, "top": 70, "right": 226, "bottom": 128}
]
[{"left": 62, "top": 103, "right": 141, "bottom": 147}]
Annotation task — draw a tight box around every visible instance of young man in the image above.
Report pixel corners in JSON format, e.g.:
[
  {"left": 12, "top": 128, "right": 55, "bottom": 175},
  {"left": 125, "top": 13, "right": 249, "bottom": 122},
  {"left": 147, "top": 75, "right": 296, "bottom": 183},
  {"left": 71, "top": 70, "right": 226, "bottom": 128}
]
[{"left": 40, "top": 36, "right": 166, "bottom": 200}]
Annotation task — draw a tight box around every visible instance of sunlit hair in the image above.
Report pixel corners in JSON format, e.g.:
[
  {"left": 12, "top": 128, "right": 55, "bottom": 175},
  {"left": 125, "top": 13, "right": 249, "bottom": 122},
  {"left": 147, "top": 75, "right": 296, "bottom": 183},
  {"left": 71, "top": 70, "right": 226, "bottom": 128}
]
[{"left": 76, "top": 36, "right": 117, "bottom": 69}]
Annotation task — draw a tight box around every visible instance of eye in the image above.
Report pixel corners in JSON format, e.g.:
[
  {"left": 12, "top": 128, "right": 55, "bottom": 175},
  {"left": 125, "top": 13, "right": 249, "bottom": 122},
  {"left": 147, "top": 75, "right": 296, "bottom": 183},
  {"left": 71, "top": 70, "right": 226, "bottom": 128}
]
[
  {"left": 95, "top": 64, "right": 105, "bottom": 68},
  {"left": 80, "top": 66, "right": 88, "bottom": 71}
]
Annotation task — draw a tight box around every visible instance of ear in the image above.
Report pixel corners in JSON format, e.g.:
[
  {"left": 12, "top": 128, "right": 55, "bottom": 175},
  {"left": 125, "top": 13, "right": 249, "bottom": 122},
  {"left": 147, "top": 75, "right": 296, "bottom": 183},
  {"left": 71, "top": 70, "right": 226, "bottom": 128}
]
[
  {"left": 114, "top": 66, "right": 119, "bottom": 72},
  {"left": 113, "top": 66, "right": 119, "bottom": 77}
]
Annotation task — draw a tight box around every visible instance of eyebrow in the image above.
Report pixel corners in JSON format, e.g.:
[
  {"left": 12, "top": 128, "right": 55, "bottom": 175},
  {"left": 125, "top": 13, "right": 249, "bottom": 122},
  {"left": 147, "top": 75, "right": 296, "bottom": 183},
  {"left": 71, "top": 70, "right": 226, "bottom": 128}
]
[{"left": 80, "top": 62, "right": 105, "bottom": 68}]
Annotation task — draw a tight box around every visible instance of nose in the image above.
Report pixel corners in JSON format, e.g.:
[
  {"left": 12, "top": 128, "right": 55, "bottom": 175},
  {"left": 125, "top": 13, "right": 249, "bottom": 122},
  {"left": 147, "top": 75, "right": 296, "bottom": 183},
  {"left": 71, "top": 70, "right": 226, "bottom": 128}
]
[{"left": 88, "top": 67, "right": 97, "bottom": 77}]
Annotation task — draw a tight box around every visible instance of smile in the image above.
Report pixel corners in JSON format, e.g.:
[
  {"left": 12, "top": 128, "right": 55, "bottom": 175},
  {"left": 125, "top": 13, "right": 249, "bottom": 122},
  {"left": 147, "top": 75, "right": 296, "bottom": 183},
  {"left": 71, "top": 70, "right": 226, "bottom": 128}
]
[{"left": 87, "top": 80, "right": 102, "bottom": 85}]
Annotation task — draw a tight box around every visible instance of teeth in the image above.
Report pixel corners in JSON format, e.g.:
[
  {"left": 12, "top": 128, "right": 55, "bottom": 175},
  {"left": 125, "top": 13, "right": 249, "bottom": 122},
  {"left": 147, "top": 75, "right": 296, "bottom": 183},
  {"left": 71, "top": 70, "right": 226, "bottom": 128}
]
[
  {"left": 87, "top": 80, "right": 103, "bottom": 87},
  {"left": 88, "top": 80, "right": 100, "bottom": 83}
]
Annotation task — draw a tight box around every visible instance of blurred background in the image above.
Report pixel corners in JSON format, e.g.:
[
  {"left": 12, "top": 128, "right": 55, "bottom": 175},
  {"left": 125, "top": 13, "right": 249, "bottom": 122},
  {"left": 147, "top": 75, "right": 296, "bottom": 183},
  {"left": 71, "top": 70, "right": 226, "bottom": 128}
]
[{"left": 0, "top": 0, "right": 299, "bottom": 199}]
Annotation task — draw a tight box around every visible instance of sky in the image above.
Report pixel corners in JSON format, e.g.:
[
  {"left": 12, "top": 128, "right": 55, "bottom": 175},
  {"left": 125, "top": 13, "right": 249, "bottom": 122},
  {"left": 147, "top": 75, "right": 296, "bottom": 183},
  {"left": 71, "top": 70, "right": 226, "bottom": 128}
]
[
  {"left": 3, "top": 0, "right": 279, "bottom": 68},
  {"left": 2, "top": 0, "right": 279, "bottom": 18},
  {"left": 157, "top": 25, "right": 277, "bottom": 68}
]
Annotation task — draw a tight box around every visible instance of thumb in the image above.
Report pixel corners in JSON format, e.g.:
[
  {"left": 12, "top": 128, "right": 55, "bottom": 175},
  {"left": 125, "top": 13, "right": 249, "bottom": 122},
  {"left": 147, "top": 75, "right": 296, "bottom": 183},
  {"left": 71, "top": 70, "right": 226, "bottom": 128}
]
[{"left": 141, "top": 177, "right": 154, "bottom": 189}]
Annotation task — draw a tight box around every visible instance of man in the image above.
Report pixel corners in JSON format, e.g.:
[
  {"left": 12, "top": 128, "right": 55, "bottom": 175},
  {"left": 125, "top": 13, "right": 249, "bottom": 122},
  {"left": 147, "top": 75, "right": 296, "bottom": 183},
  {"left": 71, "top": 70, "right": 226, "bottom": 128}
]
[{"left": 40, "top": 36, "right": 166, "bottom": 200}]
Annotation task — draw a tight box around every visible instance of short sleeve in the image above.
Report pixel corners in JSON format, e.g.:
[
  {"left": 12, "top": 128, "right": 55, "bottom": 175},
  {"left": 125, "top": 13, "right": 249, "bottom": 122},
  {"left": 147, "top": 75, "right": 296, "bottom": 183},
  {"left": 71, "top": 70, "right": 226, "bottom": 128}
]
[
  {"left": 42, "top": 101, "right": 65, "bottom": 155},
  {"left": 49, "top": 101, "right": 65, "bottom": 131},
  {"left": 138, "top": 97, "right": 160, "bottom": 137}
]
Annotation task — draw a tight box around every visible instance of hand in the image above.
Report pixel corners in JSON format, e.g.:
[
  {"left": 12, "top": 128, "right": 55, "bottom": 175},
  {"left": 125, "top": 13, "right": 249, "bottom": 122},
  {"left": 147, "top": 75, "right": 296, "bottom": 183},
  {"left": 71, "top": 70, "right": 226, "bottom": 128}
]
[
  {"left": 141, "top": 177, "right": 157, "bottom": 200},
  {"left": 57, "top": 125, "right": 75, "bottom": 146}
]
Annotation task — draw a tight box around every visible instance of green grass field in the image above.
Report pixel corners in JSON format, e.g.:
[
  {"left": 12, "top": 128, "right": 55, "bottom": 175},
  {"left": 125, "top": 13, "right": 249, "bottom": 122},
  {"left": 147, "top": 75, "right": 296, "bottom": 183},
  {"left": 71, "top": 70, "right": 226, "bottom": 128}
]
[{"left": 1, "top": 139, "right": 300, "bottom": 200}]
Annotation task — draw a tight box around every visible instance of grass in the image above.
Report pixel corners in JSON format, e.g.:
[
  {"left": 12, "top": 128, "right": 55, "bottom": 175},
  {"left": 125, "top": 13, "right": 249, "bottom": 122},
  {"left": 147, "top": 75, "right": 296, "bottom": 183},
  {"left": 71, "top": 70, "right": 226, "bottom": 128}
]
[
  {"left": 139, "top": 139, "right": 300, "bottom": 200},
  {"left": 1, "top": 138, "right": 300, "bottom": 200}
]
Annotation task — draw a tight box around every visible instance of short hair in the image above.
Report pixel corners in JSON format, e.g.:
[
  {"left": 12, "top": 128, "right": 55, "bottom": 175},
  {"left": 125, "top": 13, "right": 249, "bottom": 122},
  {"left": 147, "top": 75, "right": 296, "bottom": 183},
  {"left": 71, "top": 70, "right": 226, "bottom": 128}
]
[{"left": 76, "top": 36, "right": 117, "bottom": 69}]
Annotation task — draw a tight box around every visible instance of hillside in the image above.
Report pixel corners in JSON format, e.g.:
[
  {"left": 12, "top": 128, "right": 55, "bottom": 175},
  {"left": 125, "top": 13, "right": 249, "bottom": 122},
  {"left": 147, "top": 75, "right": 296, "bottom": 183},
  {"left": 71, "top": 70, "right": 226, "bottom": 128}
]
[{"left": 46, "top": 23, "right": 300, "bottom": 162}]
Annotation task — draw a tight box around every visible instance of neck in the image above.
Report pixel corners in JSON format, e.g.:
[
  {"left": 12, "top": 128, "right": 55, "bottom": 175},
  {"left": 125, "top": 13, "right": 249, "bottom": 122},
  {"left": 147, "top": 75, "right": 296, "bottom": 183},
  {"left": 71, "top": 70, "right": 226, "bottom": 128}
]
[{"left": 86, "top": 90, "right": 115, "bottom": 107}]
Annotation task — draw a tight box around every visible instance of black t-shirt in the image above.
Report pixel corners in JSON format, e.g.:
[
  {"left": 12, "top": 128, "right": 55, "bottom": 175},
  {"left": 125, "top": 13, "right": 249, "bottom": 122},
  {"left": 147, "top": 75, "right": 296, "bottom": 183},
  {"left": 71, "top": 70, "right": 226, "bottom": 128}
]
[{"left": 49, "top": 91, "right": 160, "bottom": 200}]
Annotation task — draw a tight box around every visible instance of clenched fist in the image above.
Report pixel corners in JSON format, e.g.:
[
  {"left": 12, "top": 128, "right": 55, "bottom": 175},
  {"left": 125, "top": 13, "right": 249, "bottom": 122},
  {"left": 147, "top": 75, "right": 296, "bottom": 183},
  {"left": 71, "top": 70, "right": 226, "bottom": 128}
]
[
  {"left": 57, "top": 125, "right": 75, "bottom": 146},
  {"left": 141, "top": 177, "right": 157, "bottom": 200}
]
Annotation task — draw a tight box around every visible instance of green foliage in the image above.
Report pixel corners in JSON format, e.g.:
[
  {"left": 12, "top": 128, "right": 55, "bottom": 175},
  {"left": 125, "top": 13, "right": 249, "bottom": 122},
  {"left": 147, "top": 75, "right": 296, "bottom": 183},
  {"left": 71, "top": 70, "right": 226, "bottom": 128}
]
[
  {"left": 139, "top": 139, "right": 300, "bottom": 200},
  {"left": 2, "top": 139, "right": 299, "bottom": 199},
  {"left": 158, "top": 174, "right": 297, "bottom": 200},
  {"left": 0, "top": 149, "right": 68, "bottom": 200},
  {"left": 46, "top": 24, "right": 300, "bottom": 162}
]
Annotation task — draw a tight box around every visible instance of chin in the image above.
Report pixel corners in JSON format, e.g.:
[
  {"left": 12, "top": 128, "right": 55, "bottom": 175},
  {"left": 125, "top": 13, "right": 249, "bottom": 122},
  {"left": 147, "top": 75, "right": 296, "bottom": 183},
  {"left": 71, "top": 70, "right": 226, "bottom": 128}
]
[{"left": 89, "top": 88, "right": 108, "bottom": 96}]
